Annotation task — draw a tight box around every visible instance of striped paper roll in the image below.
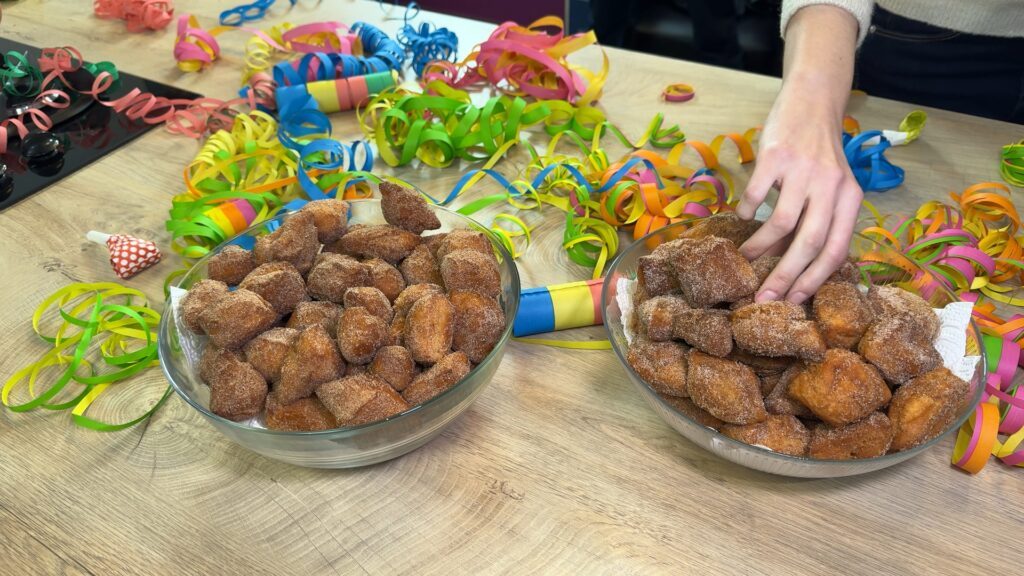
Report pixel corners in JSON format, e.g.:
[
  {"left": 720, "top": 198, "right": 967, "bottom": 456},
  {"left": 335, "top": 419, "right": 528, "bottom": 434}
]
[
  {"left": 274, "top": 70, "right": 399, "bottom": 113},
  {"left": 513, "top": 279, "right": 604, "bottom": 337}
]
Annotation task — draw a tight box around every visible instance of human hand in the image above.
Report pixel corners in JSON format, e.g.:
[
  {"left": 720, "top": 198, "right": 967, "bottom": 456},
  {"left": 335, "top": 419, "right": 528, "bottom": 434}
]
[{"left": 735, "top": 83, "right": 863, "bottom": 305}]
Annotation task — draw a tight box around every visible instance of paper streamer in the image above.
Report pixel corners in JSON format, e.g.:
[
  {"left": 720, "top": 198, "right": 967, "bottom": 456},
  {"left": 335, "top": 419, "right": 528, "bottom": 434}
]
[
  {"left": 174, "top": 15, "right": 364, "bottom": 80},
  {"left": 94, "top": 0, "right": 175, "bottom": 32},
  {"left": 662, "top": 83, "right": 694, "bottom": 102},
  {"left": 860, "top": 182, "right": 1024, "bottom": 471},
  {"left": 166, "top": 111, "right": 373, "bottom": 265},
  {"left": 359, "top": 81, "right": 687, "bottom": 168},
  {"left": 0, "top": 50, "right": 44, "bottom": 97},
  {"left": 275, "top": 70, "right": 398, "bottom": 113},
  {"left": 2, "top": 283, "right": 171, "bottom": 430},
  {"left": 1001, "top": 140, "right": 1024, "bottom": 188},
  {"left": 0, "top": 45, "right": 281, "bottom": 153},
  {"left": 393, "top": 2, "right": 458, "bottom": 77},
  {"left": 513, "top": 279, "right": 603, "bottom": 336},
  {"left": 220, "top": 0, "right": 295, "bottom": 26},
  {"left": 422, "top": 16, "right": 606, "bottom": 106},
  {"left": 843, "top": 130, "right": 905, "bottom": 192}
]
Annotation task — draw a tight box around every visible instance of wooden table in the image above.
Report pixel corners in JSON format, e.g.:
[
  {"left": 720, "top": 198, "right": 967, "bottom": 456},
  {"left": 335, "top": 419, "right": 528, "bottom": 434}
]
[{"left": 1, "top": 2, "right": 1021, "bottom": 574}]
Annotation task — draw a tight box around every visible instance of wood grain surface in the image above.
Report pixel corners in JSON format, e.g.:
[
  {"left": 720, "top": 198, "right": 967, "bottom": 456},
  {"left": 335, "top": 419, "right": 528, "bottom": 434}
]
[{"left": 0, "top": 1, "right": 1021, "bottom": 575}]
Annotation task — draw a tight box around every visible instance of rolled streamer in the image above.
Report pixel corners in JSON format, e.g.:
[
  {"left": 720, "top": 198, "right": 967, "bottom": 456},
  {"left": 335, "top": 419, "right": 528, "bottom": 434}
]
[
  {"left": 0, "top": 45, "right": 278, "bottom": 153},
  {"left": 1001, "top": 140, "right": 1024, "bottom": 187},
  {"left": 861, "top": 110, "right": 928, "bottom": 147},
  {"left": 422, "top": 16, "right": 606, "bottom": 106},
  {"left": 951, "top": 398, "right": 1000, "bottom": 474},
  {"left": 0, "top": 50, "right": 44, "bottom": 97},
  {"left": 843, "top": 130, "right": 905, "bottom": 192},
  {"left": 271, "top": 22, "right": 404, "bottom": 86},
  {"left": 275, "top": 70, "right": 398, "bottom": 113},
  {"left": 94, "top": 0, "right": 175, "bottom": 32},
  {"left": 394, "top": 2, "right": 458, "bottom": 77},
  {"left": 220, "top": 0, "right": 295, "bottom": 26},
  {"left": 662, "top": 83, "right": 694, "bottom": 102},
  {"left": 860, "top": 185, "right": 1024, "bottom": 472},
  {"left": 2, "top": 283, "right": 171, "bottom": 431},
  {"left": 513, "top": 279, "right": 603, "bottom": 337}
]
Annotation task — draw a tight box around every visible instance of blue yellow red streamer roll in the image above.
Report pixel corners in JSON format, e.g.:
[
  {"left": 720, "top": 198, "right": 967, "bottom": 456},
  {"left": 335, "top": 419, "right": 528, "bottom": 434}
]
[{"left": 513, "top": 279, "right": 603, "bottom": 336}]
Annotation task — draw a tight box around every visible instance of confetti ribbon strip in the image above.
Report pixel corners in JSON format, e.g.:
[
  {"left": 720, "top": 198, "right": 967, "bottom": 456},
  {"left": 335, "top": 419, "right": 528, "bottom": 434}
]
[
  {"left": 2, "top": 283, "right": 171, "bottom": 431},
  {"left": 94, "top": 0, "right": 175, "bottom": 32},
  {"left": 422, "top": 16, "right": 607, "bottom": 106},
  {"left": 1001, "top": 140, "right": 1024, "bottom": 187}
]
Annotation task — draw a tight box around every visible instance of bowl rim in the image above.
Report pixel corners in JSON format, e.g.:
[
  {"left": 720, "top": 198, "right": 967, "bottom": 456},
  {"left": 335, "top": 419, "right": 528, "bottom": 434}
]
[
  {"left": 159, "top": 199, "right": 521, "bottom": 437},
  {"left": 601, "top": 224, "right": 987, "bottom": 467}
]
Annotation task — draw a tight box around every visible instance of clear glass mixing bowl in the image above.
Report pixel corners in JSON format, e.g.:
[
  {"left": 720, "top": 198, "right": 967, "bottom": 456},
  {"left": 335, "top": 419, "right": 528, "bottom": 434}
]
[
  {"left": 159, "top": 199, "right": 520, "bottom": 468},
  {"left": 602, "top": 226, "right": 985, "bottom": 478}
]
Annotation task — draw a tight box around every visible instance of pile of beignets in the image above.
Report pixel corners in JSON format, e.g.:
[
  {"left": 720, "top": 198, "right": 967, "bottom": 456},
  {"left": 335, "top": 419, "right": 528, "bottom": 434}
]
[
  {"left": 180, "top": 182, "right": 507, "bottom": 431},
  {"left": 627, "top": 214, "right": 971, "bottom": 460}
]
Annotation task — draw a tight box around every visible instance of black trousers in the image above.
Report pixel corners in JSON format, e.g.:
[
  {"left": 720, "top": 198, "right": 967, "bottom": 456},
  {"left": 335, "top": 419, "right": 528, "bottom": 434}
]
[{"left": 856, "top": 8, "right": 1024, "bottom": 124}]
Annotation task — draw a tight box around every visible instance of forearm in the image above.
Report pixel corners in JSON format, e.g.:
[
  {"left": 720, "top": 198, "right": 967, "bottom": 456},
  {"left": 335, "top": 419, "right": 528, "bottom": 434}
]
[{"left": 780, "top": 5, "right": 860, "bottom": 127}]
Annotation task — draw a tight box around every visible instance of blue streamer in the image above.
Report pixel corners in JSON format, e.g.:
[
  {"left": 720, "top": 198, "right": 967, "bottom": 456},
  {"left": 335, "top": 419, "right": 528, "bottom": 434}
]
[
  {"left": 843, "top": 130, "right": 905, "bottom": 192},
  {"left": 275, "top": 92, "right": 375, "bottom": 199},
  {"left": 414, "top": 155, "right": 668, "bottom": 208},
  {"left": 272, "top": 22, "right": 406, "bottom": 86},
  {"left": 220, "top": 0, "right": 297, "bottom": 26},
  {"left": 395, "top": 2, "right": 458, "bottom": 77}
]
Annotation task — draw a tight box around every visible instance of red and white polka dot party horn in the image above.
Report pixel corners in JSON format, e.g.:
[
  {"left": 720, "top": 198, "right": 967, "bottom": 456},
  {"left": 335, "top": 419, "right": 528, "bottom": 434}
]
[{"left": 86, "top": 231, "right": 162, "bottom": 279}]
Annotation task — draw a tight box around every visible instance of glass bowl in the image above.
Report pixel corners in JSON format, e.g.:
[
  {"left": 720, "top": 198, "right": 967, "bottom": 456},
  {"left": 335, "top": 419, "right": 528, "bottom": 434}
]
[
  {"left": 602, "top": 226, "right": 986, "bottom": 478},
  {"left": 159, "top": 199, "right": 520, "bottom": 468}
]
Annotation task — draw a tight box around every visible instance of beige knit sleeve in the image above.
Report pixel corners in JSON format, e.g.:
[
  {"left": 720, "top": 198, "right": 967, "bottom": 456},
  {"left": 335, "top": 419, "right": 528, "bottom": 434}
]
[{"left": 780, "top": 0, "right": 875, "bottom": 46}]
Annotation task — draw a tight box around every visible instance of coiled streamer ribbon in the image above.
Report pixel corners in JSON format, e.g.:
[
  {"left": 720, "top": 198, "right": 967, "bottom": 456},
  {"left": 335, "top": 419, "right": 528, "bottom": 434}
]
[
  {"left": 859, "top": 182, "right": 1024, "bottom": 471},
  {"left": 843, "top": 130, "right": 904, "bottom": 192},
  {"left": 393, "top": 2, "right": 458, "bottom": 77},
  {"left": 220, "top": 0, "right": 296, "bottom": 26},
  {"left": 422, "top": 16, "right": 606, "bottom": 106},
  {"left": 2, "top": 283, "right": 171, "bottom": 430},
  {"left": 94, "top": 0, "right": 175, "bottom": 32},
  {"left": 1001, "top": 140, "right": 1024, "bottom": 188},
  {"left": 271, "top": 22, "right": 406, "bottom": 87}
]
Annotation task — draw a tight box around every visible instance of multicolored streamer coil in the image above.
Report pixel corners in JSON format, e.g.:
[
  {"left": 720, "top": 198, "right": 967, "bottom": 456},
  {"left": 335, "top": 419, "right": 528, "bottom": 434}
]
[
  {"left": 2, "top": 283, "right": 170, "bottom": 430},
  {"left": 860, "top": 181, "right": 1024, "bottom": 471},
  {"left": 1001, "top": 140, "right": 1024, "bottom": 188},
  {"left": 422, "top": 16, "right": 606, "bottom": 106}
]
